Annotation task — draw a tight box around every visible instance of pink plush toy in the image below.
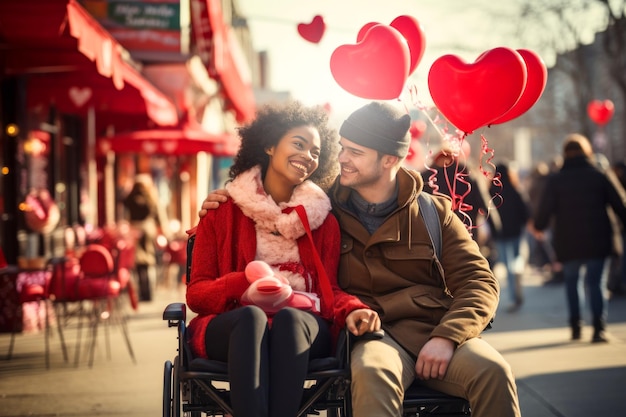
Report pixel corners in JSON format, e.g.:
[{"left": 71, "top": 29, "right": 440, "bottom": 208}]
[{"left": 241, "top": 260, "right": 319, "bottom": 315}]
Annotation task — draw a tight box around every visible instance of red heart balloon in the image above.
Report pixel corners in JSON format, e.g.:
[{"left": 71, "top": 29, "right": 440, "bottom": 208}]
[
  {"left": 330, "top": 25, "right": 410, "bottom": 100},
  {"left": 587, "top": 99, "right": 614, "bottom": 125},
  {"left": 298, "top": 15, "right": 326, "bottom": 44},
  {"left": 490, "top": 49, "right": 547, "bottom": 124},
  {"left": 356, "top": 16, "right": 426, "bottom": 75},
  {"left": 427, "top": 47, "right": 527, "bottom": 134},
  {"left": 356, "top": 22, "right": 379, "bottom": 41},
  {"left": 390, "top": 15, "right": 426, "bottom": 75}
]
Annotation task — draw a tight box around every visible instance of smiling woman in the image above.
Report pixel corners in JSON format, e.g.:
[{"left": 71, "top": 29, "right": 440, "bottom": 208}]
[{"left": 184, "top": 100, "right": 377, "bottom": 417}]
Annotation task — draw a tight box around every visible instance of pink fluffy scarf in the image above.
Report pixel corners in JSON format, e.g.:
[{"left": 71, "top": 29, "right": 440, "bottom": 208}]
[{"left": 225, "top": 165, "right": 331, "bottom": 291}]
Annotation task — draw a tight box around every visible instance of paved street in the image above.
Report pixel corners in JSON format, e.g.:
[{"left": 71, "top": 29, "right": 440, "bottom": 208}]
[{"left": 1, "top": 268, "right": 625, "bottom": 417}]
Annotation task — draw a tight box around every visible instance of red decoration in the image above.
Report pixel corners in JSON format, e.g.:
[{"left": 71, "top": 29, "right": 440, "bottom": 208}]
[
  {"left": 587, "top": 99, "right": 615, "bottom": 125},
  {"left": 297, "top": 15, "right": 326, "bottom": 44},
  {"left": 410, "top": 120, "right": 427, "bottom": 139},
  {"left": 22, "top": 189, "right": 60, "bottom": 234},
  {"left": 427, "top": 47, "right": 527, "bottom": 134},
  {"left": 356, "top": 22, "right": 378, "bottom": 40},
  {"left": 330, "top": 25, "right": 410, "bottom": 100},
  {"left": 389, "top": 15, "right": 426, "bottom": 75},
  {"left": 356, "top": 15, "right": 426, "bottom": 75},
  {"left": 490, "top": 49, "right": 547, "bottom": 124}
]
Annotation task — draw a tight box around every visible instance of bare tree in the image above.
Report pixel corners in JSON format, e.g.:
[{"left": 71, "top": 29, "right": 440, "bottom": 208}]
[{"left": 599, "top": 0, "right": 626, "bottom": 105}]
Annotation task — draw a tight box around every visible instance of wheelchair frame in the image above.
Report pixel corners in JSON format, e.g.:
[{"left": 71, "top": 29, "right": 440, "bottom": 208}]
[{"left": 162, "top": 235, "right": 471, "bottom": 417}]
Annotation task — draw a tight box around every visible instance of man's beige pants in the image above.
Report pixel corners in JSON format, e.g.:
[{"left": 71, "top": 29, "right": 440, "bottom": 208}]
[{"left": 350, "top": 333, "right": 522, "bottom": 417}]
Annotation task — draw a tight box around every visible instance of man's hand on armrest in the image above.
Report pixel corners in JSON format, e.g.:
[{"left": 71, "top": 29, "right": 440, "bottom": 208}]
[{"left": 198, "top": 189, "right": 229, "bottom": 218}]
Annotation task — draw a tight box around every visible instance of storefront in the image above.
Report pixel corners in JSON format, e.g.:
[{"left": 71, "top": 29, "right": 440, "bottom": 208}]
[{"left": 0, "top": 0, "right": 256, "bottom": 265}]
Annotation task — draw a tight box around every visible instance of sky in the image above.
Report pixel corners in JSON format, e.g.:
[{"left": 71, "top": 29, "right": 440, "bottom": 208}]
[
  {"left": 234, "top": 0, "right": 612, "bottom": 126},
  {"left": 235, "top": 0, "right": 536, "bottom": 121}
]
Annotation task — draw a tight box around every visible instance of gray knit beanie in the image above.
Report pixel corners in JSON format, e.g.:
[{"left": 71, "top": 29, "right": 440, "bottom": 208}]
[{"left": 339, "top": 102, "right": 411, "bottom": 157}]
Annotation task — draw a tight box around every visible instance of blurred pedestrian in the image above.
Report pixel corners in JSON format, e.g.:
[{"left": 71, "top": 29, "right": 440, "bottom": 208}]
[
  {"left": 527, "top": 160, "right": 563, "bottom": 284},
  {"left": 490, "top": 161, "right": 529, "bottom": 312},
  {"left": 123, "top": 176, "right": 163, "bottom": 302},
  {"left": 533, "top": 134, "right": 626, "bottom": 343},
  {"left": 526, "top": 163, "right": 552, "bottom": 266}
]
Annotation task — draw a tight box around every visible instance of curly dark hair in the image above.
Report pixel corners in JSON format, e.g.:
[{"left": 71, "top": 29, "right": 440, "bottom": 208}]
[{"left": 229, "top": 101, "right": 339, "bottom": 191}]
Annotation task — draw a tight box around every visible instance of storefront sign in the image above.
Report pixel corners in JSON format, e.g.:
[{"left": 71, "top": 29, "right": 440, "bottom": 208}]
[{"left": 82, "top": 0, "right": 183, "bottom": 53}]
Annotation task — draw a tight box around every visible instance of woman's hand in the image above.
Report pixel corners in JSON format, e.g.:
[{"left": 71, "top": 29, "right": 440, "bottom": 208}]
[{"left": 345, "top": 309, "right": 381, "bottom": 336}]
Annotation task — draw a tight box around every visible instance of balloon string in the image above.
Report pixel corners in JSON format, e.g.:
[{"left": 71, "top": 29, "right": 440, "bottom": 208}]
[
  {"left": 403, "top": 85, "right": 502, "bottom": 235},
  {"left": 478, "top": 134, "right": 497, "bottom": 181},
  {"left": 405, "top": 87, "right": 474, "bottom": 220},
  {"left": 405, "top": 85, "right": 450, "bottom": 141},
  {"left": 477, "top": 134, "right": 502, "bottom": 220}
]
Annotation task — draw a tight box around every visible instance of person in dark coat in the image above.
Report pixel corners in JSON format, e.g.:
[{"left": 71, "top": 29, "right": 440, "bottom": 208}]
[
  {"left": 490, "top": 162, "right": 530, "bottom": 312},
  {"left": 123, "top": 178, "right": 162, "bottom": 302},
  {"left": 533, "top": 134, "right": 626, "bottom": 342}
]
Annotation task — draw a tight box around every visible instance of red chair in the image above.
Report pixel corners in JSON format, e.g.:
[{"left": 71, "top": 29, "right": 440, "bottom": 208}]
[
  {"left": 111, "top": 237, "right": 139, "bottom": 311},
  {"left": 47, "top": 245, "right": 135, "bottom": 367},
  {"left": 95, "top": 226, "right": 139, "bottom": 311},
  {"left": 46, "top": 256, "right": 84, "bottom": 365},
  {"left": 76, "top": 244, "right": 135, "bottom": 367}
]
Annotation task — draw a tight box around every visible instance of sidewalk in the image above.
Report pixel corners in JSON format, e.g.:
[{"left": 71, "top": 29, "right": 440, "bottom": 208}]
[
  {"left": 0, "top": 269, "right": 625, "bottom": 417},
  {"left": 483, "top": 267, "right": 626, "bottom": 417},
  {"left": 0, "top": 285, "right": 186, "bottom": 417}
]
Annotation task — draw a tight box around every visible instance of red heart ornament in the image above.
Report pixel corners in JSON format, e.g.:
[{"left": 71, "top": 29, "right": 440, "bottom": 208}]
[
  {"left": 357, "top": 15, "right": 426, "bottom": 75},
  {"left": 587, "top": 99, "right": 614, "bottom": 125},
  {"left": 428, "top": 47, "right": 527, "bottom": 134},
  {"left": 330, "top": 25, "right": 410, "bottom": 100},
  {"left": 68, "top": 86, "right": 93, "bottom": 108},
  {"left": 298, "top": 15, "right": 326, "bottom": 44},
  {"left": 491, "top": 49, "right": 547, "bottom": 124}
]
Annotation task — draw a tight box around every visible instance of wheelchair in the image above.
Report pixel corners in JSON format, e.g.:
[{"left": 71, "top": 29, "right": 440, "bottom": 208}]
[{"left": 162, "top": 235, "right": 471, "bottom": 416}]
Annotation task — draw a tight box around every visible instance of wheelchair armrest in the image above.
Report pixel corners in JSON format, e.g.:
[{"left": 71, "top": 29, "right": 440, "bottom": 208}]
[
  {"left": 355, "top": 329, "right": 385, "bottom": 340},
  {"left": 341, "top": 328, "right": 385, "bottom": 368},
  {"left": 163, "top": 302, "right": 186, "bottom": 323}
]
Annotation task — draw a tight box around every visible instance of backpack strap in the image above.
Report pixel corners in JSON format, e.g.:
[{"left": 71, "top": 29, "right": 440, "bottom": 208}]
[
  {"left": 418, "top": 193, "right": 441, "bottom": 260},
  {"left": 418, "top": 192, "right": 494, "bottom": 330}
]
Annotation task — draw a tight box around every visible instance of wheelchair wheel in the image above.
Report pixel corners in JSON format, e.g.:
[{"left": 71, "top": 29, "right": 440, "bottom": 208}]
[
  {"left": 163, "top": 360, "right": 173, "bottom": 417},
  {"left": 173, "top": 356, "right": 182, "bottom": 417}
]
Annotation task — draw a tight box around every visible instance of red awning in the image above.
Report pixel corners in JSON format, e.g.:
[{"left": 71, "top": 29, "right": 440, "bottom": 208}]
[
  {"left": 99, "top": 122, "right": 239, "bottom": 156},
  {"left": 0, "top": 0, "right": 178, "bottom": 126},
  {"left": 193, "top": 0, "right": 256, "bottom": 123}
]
